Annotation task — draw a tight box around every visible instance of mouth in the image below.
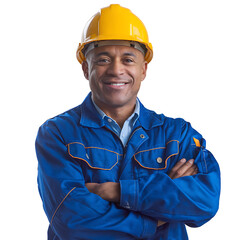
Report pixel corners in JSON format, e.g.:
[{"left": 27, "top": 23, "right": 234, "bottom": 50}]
[
  {"left": 103, "top": 81, "right": 130, "bottom": 89},
  {"left": 107, "top": 83, "right": 127, "bottom": 86}
]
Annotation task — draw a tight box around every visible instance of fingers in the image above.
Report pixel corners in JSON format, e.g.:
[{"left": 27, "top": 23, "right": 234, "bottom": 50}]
[
  {"left": 157, "top": 220, "right": 166, "bottom": 227},
  {"left": 168, "top": 158, "right": 198, "bottom": 180},
  {"left": 85, "top": 183, "right": 100, "bottom": 194},
  {"left": 183, "top": 163, "right": 198, "bottom": 177},
  {"left": 85, "top": 182, "right": 120, "bottom": 203}
]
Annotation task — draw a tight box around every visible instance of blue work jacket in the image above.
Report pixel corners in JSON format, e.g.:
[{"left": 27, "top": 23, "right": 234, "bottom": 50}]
[{"left": 36, "top": 93, "right": 220, "bottom": 240}]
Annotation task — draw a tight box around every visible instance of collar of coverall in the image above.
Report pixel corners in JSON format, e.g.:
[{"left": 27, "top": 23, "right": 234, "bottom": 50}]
[{"left": 83, "top": 40, "right": 147, "bottom": 57}]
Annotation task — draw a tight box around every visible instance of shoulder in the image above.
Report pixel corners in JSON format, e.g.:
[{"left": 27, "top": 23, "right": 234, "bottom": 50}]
[
  {"left": 162, "top": 114, "right": 185, "bottom": 126},
  {"left": 39, "top": 104, "right": 82, "bottom": 132},
  {"left": 149, "top": 109, "right": 188, "bottom": 129},
  {"left": 143, "top": 106, "right": 191, "bottom": 140},
  {"left": 139, "top": 100, "right": 188, "bottom": 129}
]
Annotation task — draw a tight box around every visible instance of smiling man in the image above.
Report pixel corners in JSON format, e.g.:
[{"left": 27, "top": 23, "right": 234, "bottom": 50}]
[
  {"left": 36, "top": 4, "right": 220, "bottom": 240},
  {"left": 82, "top": 43, "right": 147, "bottom": 128}
]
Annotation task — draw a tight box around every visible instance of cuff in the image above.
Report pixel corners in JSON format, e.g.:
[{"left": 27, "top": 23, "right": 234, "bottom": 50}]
[
  {"left": 119, "top": 179, "right": 138, "bottom": 211},
  {"left": 141, "top": 216, "right": 158, "bottom": 238}
]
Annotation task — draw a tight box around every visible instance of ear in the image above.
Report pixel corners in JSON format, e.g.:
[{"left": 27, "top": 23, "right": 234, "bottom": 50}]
[
  {"left": 82, "top": 61, "right": 89, "bottom": 80},
  {"left": 141, "top": 61, "right": 148, "bottom": 81}
]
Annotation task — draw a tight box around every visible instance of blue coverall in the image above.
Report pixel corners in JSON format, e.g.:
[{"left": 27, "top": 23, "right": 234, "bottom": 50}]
[{"left": 36, "top": 93, "right": 221, "bottom": 239}]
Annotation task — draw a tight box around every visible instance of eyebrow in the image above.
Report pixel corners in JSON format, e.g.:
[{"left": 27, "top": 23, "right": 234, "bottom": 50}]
[
  {"left": 95, "top": 52, "right": 110, "bottom": 57},
  {"left": 123, "top": 52, "right": 137, "bottom": 58},
  {"left": 95, "top": 51, "right": 137, "bottom": 58}
]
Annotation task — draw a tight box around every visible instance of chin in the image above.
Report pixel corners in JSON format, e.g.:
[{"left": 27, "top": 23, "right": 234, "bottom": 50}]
[{"left": 105, "top": 98, "right": 134, "bottom": 108}]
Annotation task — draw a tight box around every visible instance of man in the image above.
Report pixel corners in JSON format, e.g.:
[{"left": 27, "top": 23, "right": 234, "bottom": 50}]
[{"left": 36, "top": 4, "right": 220, "bottom": 240}]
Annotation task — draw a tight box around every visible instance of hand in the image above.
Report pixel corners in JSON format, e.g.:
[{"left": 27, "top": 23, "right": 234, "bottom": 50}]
[
  {"left": 168, "top": 158, "right": 198, "bottom": 180},
  {"left": 85, "top": 158, "right": 198, "bottom": 228},
  {"left": 157, "top": 220, "right": 166, "bottom": 227},
  {"left": 85, "top": 159, "right": 198, "bottom": 202},
  {"left": 157, "top": 158, "right": 198, "bottom": 226},
  {"left": 85, "top": 182, "right": 120, "bottom": 203}
]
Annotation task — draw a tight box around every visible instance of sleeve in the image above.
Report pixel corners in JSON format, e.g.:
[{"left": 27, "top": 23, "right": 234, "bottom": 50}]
[
  {"left": 119, "top": 119, "right": 221, "bottom": 227},
  {"left": 36, "top": 120, "right": 157, "bottom": 240}
]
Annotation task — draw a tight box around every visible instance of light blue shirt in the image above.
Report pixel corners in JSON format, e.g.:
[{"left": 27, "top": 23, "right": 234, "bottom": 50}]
[{"left": 92, "top": 97, "right": 140, "bottom": 146}]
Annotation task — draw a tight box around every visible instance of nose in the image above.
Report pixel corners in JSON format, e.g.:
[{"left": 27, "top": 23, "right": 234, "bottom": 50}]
[{"left": 106, "top": 59, "right": 124, "bottom": 76}]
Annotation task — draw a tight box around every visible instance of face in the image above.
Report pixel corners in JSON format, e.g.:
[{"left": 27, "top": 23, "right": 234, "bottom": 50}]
[{"left": 82, "top": 45, "right": 147, "bottom": 112}]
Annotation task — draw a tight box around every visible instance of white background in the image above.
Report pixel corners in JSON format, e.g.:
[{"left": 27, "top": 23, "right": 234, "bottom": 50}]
[{"left": 1, "top": 0, "right": 239, "bottom": 239}]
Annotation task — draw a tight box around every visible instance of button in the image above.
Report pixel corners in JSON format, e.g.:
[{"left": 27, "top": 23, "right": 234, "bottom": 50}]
[
  {"left": 157, "top": 157, "right": 162, "bottom": 163},
  {"left": 124, "top": 201, "right": 130, "bottom": 209},
  {"left": 107, "top": 119, "right": 112, "bottom": 123},
  {"left": 140, "top": 134, "right": 145, "bottom": 139}
]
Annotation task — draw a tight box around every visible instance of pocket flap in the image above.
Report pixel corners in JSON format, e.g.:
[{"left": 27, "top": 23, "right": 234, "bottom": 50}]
[
  {"left": 67, "top": 142, "right": 119, "bottom": 170},
  {"left": 134, "top": 140, "right": 179, "bottom": 170}
]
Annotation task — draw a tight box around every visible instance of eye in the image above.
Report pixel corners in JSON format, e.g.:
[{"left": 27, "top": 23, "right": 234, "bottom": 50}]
[
  {"left": 123, "top": 58, "right": 134, "bottom": 64},
  {"left": 95, "top": 57, "right": 111, "bottom": 65}
]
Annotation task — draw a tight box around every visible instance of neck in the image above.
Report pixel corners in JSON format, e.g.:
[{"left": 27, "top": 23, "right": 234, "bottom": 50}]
[
  {"left": 93, "top": 99, "right": 136, "bottom": 128},
  {"left": 104, "top": 106, "right": 135, "bottom": 128}
]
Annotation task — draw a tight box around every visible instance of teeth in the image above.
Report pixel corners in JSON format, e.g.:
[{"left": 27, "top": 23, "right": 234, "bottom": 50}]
[{"left": 110, "top": 83, "right": 125, "bottom": 86}]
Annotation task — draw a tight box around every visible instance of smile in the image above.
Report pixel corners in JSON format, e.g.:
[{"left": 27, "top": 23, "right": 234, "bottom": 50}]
[
  {"left": 109, "top": 83, "right": 126, "bottom": 86},
  {"left": 104, "top": 82, "right": 129, "bottom": 90}
]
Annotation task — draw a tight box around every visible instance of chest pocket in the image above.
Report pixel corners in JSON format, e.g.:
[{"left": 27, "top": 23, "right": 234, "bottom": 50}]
[
  {"left": 67, "top": 142, "right": 119, "bottom": 170},
  {"left": 134, "top": 140, "right": 179, "bottom": 170}
]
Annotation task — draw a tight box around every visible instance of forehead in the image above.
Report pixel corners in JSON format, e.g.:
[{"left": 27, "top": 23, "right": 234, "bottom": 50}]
[{"left": 87, "top": 45, "right": 144, "bottom": 59}]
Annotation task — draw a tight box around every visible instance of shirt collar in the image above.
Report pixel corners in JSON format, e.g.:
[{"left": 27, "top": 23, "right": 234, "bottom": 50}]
[
  {"left": 80, "top": 92, "right": 163, "bottom": 129},
  {"left": 91, "top": 94, "right": 140, "bottom": 122}
]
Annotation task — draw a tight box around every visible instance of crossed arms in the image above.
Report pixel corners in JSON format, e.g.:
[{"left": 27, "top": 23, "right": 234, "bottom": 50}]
[
  {"left": 86, "top": 158, "right": 198, "bottom": 227},
  {"left": 36, "top": 119, "right": 220, "bottom": 239}
]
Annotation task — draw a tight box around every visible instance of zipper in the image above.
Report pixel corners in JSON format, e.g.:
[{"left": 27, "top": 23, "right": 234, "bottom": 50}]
[
  {"left": 103, "top": 125, "right": 144, "bottom": 179},
  {"left": 103, "top": 126, "right": 125, "bottom": 152},
  {"left": 124, "top": 126, "right": 142, "bottom": 150}
]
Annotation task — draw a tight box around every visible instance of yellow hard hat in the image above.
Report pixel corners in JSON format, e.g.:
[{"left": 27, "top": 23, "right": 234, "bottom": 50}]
[{"left": 76, "top": 4, "right": 153, "bottom": 64}]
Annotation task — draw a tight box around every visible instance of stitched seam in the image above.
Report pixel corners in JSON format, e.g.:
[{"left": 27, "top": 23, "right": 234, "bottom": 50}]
[
  {"left": 67, "top": 143, "right": 119, "bottom": 170},
  {"left": 51, "top": 187, "right": 76, "bottom": 226},
  {"left": 202, "top": 149, "right": 208, "bottom": 173},
  {"left": 135, "top": 146, "right": 166, "bottom": 154},
  {"left": 67, "top": 142, "right": 122, "bottom": 156},
  {"left": 135, "top": 180, "right": 139, "bottom": 211},
  {"left": 134, "top": 140, "right": 179, "bottom": 154}
]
